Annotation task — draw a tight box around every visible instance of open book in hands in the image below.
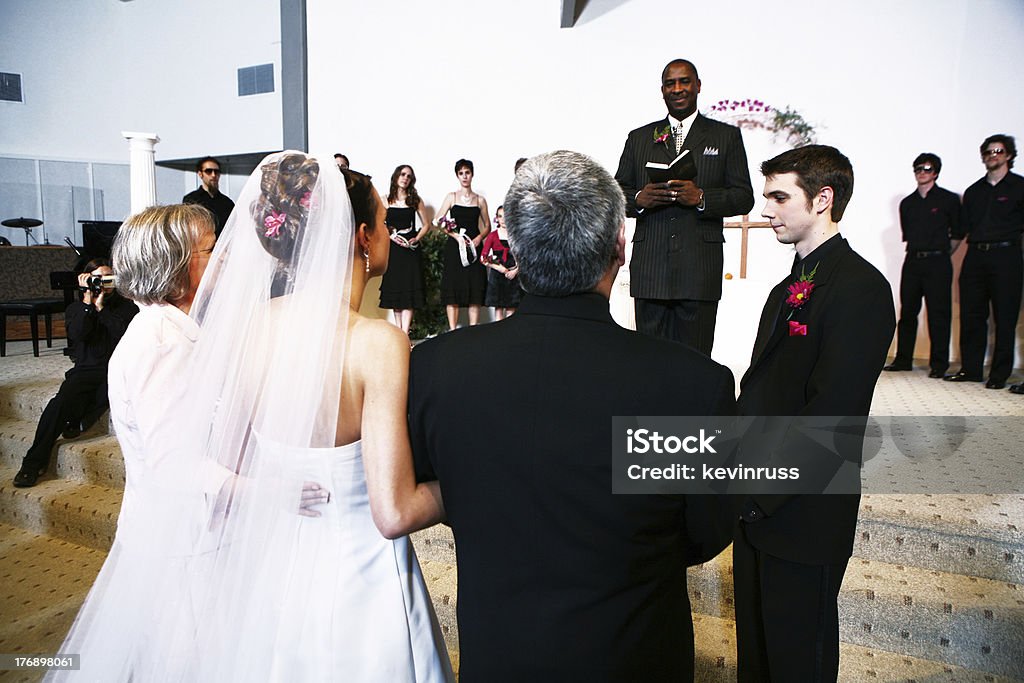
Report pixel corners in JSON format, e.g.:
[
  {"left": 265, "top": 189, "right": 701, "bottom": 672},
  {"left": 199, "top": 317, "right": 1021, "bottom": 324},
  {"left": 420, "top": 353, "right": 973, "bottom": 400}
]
[{"left": 646, "top": 150, "right": 697, "bottom": 184}]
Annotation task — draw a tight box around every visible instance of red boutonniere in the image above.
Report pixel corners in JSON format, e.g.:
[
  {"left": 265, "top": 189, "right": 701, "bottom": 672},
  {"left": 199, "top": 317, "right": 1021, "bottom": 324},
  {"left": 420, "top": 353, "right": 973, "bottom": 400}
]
[
  {"left": 653, "top": 124, "right": 671, "bottom": 146},
  {"left": 785, "top": 263, "right": 818, "bottom": 320}
]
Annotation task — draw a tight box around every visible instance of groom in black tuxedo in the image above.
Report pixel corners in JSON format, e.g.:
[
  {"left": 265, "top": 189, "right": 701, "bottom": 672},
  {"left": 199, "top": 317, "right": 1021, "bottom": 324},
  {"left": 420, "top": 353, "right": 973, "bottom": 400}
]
[
  {"left": 410, "top": 150, "right": 737, "bottom": 682},
  {"left": 616, "top": 58, "right": 754, "bottom": 355},
  {"left": 734, "top": 146, "right": 895, "bottom": 681}
]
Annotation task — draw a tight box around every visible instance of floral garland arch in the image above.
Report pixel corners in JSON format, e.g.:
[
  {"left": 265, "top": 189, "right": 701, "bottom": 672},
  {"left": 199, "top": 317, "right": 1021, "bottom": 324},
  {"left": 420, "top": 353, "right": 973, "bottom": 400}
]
[{"left": 705, "top": 99, "right": 817, "bottom": 147}]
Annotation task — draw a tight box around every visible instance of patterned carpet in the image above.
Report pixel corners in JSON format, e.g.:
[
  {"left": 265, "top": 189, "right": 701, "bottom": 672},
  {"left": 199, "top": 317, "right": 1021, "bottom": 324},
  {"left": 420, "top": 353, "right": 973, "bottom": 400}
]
[{"left": 1, "top": 340, "right": 1022, "bottom": 682}]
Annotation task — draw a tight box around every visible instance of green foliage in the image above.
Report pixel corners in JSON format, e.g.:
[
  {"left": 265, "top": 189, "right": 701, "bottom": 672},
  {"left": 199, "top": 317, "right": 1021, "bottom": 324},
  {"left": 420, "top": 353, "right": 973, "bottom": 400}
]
[
  {"left": 409, "top": 231, "right": 448, "bottom": 340},
  {"left": 772, "top": 106, "right": 816, "bottom": 147}
]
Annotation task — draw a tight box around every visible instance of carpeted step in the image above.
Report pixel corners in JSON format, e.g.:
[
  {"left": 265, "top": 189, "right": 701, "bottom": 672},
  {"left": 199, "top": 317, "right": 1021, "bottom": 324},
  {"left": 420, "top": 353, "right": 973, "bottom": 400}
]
[
  {"left": 0, "top": 523, "right": 107, "bottom": 678},
  {"left": 0, "top": 465, "right": 119, "bottom": 552},
  {"left": 841, "top": 556, "right": 1023, "bottom": 679},
  {"left": 420, "top": 558, "right": 460, "bottom": 672},
  {"left": 0, "top": 354, "right": 70, "bottom": 422},
  {"left": 692, "top": 612, "right": 1024, "bottom": 683},
  {"left": 0, "top": 417, "right": 123, "bottom": 488},
  {"left": 411, "top": 523, "right": 457, "bottom": 565},
  {"left": 856, "top": 493, "right": 1023, "bottom": 584},
  {"left": 685, "top": 546, "right": 1023, "bottom": 679}
]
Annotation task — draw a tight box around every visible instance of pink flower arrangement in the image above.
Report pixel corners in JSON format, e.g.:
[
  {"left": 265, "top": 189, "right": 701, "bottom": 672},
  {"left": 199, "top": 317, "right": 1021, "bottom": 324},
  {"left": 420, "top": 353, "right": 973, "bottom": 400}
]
[
  {"left": 706, "top": 98, "right": 817, "bottom": 147},
  {"left": 438, "top": 216, "right": 458, "bottom": 232},
  {"left": 708, "top": 99, "right": 771, "bottom": 114},
  {"left": 263, "top": 211, "right": 286, "bottom": 238},
  {"left": 299, "top": 191, "right": 311, "bottom": 209}
]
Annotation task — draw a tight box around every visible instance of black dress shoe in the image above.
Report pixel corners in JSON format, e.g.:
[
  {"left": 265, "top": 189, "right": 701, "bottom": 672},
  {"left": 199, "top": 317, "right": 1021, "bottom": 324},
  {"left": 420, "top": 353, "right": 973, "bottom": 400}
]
[
  {"left": 883, "top": 364, "right": 912, "bottom": 372},
  {"left": 61, "top": 422, "right": 83, "bottom": 440},
  {"left": 1010, "top": 383, "right": 1024, "bottom": 395},
  {"left": 943, "top": 371, "right": 983, "bottom": 382},
  {"left": 986, "top": 380, "right": 1007, "bottom": 390},
  {"left": 928, "top": 369, "right": 946, "bottom": 378},
  {"left": 13, "top": 466, "right": 44, "bottom": 488}
]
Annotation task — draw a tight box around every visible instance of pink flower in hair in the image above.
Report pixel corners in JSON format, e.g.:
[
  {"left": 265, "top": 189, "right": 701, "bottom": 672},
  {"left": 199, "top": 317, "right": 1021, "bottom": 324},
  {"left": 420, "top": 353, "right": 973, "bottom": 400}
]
[
  {"left": 264, "top": 211, "right": 286, "bottom": 238},
  {"left": 300, "top": 191, "right": 311, "bottom": 209}
]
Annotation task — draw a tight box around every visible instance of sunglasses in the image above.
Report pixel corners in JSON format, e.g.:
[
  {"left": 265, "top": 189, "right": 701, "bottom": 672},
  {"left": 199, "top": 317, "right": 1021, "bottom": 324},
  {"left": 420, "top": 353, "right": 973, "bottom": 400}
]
[
  {"left": 201, "top": 168, "right": 222, "bottom": 175},
  {"left": 913, "top": 165, "right": 935, "bottom": 173},
  {"left": 983, "top": 148, "right": 1007, "bottom": 157}
]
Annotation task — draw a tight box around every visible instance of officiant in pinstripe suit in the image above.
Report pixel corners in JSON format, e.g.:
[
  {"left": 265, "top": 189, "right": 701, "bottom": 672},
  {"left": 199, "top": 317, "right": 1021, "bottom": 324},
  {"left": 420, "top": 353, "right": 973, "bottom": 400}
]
[{"left": 615, "top": 59, "right": 754, "bottom": 355}]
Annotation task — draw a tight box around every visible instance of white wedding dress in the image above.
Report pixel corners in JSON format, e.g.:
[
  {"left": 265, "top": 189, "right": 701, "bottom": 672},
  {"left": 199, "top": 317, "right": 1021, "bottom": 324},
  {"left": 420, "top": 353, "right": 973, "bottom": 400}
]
[
  {"left": 196, "top": 436, "right": 454, "bottom": 682},
  {"left": 54, "top": 152, "right": 454, "bottom": 682}
]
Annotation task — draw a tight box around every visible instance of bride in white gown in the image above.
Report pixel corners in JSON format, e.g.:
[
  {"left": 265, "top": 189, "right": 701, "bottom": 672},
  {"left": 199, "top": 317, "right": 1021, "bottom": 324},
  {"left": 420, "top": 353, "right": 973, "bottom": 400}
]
[{"left": 54, "top": 152, "right": 453, "bottom": 682}]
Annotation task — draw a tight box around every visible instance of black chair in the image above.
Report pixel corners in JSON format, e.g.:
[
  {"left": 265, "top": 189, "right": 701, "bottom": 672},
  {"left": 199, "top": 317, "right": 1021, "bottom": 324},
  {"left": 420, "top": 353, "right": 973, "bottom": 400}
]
[{"left": 0, "top": 272, "right": 77, "bottom": 357}]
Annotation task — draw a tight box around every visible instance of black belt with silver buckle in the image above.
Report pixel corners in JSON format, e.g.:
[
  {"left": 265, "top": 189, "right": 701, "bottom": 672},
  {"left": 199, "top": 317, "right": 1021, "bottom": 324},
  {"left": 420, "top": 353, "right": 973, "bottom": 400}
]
[
  {"left": 910, "top": 250, "right": 947, "bottom": 258},
  {"left": 972, "top": 240, "right": 1015, "bottom": 251}
]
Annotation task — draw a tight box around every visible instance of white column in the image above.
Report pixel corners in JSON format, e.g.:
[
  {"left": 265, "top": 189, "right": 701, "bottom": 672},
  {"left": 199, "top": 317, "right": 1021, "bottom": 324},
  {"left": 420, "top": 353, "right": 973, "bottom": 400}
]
[{"left": 121, "top": 131, "right": 161, "bottom": 216}]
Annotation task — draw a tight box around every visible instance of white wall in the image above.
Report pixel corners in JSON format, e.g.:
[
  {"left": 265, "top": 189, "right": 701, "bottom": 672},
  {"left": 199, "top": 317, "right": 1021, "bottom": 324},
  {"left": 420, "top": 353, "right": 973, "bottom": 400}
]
[
  {"left": 0, "top": 0, "right": 283, "bottom": 241},
  {"left": 307, "top": 0, "right": 1024, "bottom": 369},
  {"left": 0, "top": 0, "right": 283, "bottom": 163}
]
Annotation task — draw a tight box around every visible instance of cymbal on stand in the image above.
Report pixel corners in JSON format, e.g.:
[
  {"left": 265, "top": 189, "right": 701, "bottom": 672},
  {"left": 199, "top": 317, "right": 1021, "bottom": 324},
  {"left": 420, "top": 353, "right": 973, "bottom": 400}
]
[{"left": 1, "top": 217, "right": 44, "bottom": 229}]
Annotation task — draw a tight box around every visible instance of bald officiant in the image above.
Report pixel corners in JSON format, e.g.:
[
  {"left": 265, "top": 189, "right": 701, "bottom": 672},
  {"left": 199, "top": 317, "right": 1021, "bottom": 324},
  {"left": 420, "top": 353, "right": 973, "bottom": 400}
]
[{"left": 615, "top": 58, "right": 754, "bottom": 355}]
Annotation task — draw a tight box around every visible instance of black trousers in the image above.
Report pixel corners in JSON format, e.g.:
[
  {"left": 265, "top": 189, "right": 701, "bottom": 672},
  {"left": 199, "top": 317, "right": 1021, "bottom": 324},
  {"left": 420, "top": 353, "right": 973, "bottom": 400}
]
[
  {"left": 634, "top": 298, "right": 718, "bottom": 356},
  {"left": 893, "top": 254, "right": 952, "bottom": 372},
  {"left": 22, "top": 367, "right": 108, "bottom": 472},
  {"left": 733, "top": 523, "right": 849, "bottom": 683},
  {"left": 957, "top": 245, "right": 1024, "bottom": 383}
]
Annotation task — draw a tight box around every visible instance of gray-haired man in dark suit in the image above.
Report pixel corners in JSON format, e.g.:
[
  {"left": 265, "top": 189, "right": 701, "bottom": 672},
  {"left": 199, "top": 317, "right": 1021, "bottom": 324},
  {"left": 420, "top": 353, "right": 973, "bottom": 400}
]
[
  {"left": 410, "top": 150, "right": 736, "bottom": 682},
  {"left": 615, "top": 58, "right": 754, "bottom": 355}
]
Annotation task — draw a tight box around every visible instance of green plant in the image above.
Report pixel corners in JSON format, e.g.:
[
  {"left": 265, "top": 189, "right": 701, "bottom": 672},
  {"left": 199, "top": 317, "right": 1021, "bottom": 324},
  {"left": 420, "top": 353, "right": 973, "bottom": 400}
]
[
  {"left": 409, "top": 231, "right": 448, "bottom": 340},
  {"left": 771, "top": 106, "right": 816, "bottom": 147}
]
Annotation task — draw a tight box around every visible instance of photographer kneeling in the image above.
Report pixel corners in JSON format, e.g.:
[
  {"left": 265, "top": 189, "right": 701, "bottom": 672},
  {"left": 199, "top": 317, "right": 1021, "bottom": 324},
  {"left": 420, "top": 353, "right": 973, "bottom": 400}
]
[{"left": 13, "top": 259, "right": 139, "bottom": 487}]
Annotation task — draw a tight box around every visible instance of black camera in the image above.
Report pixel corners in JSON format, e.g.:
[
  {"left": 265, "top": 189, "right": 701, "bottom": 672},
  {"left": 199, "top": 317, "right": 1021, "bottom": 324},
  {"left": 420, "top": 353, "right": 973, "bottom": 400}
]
[{"left": 83, "top": 274, "right": 116, "bottom": 296}]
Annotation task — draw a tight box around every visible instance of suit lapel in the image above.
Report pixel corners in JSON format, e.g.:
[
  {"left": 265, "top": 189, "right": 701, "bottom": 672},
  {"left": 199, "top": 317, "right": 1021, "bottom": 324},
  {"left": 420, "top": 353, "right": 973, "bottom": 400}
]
[
  {"left": 683, "top": 115, "right": 710, "bottom": 171},
  {"left": 742, "top": 239, "right": 850, "bottom": 382},
  {"left": 743, "top": 280, "right": 789, "bottom": 384}
]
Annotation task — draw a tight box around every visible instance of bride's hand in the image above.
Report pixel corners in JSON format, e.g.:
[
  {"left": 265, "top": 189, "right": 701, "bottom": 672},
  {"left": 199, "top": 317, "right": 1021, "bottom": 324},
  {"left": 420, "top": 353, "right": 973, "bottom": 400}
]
[{"left": 298, "top": 481, "right": 331, "bottom": 517}]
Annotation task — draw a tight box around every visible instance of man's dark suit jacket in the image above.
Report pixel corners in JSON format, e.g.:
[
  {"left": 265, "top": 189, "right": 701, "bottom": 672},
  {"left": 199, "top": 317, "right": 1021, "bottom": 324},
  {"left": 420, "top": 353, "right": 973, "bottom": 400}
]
[
  {"left": 410, "top": 292, "right": 736, "bottom": 683},
  {"left": 736, "top": 236, "right": 895, "bottom": 564},
  {"left": 615, "top": 114, "right": 754, "bottom": 302}
]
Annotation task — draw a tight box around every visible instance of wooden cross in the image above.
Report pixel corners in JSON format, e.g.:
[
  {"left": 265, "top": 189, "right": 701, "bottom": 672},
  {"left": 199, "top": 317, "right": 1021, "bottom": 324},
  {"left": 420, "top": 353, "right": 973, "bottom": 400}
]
[{"left": 723, "top": 214, "right": 772, "bottom": 279}]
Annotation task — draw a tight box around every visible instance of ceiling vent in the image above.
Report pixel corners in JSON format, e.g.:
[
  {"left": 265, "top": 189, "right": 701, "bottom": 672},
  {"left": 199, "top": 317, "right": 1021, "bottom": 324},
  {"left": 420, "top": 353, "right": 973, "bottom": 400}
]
[{"left": 237, "top": 64, "right": 275, "bottom": 97}]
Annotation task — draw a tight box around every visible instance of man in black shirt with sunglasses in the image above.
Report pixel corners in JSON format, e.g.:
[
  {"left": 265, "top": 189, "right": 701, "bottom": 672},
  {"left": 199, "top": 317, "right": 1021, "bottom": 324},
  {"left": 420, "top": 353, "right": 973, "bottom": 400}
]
[
  {"left": 884, "top": 153, "right": 960, "bottom": 377},
  {"left": 183, "top": 156, "right": 235, "bottom": 238},
  {"left": 945, "top": 134, "right": 1024, "bottom": 390}
]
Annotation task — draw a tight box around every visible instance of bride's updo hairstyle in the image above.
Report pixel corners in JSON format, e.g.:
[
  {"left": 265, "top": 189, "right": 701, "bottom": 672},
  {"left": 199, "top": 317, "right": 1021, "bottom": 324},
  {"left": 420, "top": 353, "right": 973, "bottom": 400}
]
[
  {"left": 251, "top": 152, "right": 378, "bottom": 266},
  {"left": 252, "top": 152, "right": 319, "bottom": 261}
]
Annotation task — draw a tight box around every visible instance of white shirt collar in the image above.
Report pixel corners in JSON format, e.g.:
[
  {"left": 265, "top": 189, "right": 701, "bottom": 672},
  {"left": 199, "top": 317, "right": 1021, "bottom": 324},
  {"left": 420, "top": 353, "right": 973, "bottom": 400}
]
[{"left": 667, "top": 109, "right": 699, "bottom": 140}]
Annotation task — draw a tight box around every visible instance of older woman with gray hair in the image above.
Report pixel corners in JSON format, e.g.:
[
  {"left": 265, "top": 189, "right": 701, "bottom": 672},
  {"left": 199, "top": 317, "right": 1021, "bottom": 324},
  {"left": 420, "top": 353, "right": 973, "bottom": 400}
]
[
  {"left": 46, "top": 204, "right": 228, "bottom": 680},
  {"left": 49, "top": 203, "right": 331, "bottom": 682}
]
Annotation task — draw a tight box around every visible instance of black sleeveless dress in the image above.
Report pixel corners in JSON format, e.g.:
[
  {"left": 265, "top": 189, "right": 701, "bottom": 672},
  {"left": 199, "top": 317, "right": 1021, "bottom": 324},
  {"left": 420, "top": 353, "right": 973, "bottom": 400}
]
[
  {"left": 440, "top": 204, "right": 487, "bottom": 306},
  {"left": 379, "top": 206, "right": 425, "bottom": 309}
]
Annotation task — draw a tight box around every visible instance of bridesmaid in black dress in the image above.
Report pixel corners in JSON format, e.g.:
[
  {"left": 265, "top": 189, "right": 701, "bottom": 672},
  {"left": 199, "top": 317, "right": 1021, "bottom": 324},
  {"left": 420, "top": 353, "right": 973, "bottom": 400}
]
[
  {"left": 433, "top": 159, "right": 490, "bottom": 330},
  {"left": 379, "top": 165, "right": 431, "bottom": 335},
  {"left": 481, "top": 205, "right": 522, "bottom": 320}
]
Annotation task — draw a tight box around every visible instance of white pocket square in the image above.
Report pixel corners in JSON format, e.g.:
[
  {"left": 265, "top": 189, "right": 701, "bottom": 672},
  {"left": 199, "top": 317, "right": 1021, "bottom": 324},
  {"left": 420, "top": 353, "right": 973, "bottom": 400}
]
[{"left": 703, "top": 147, "right": 719, "bottom": 156}]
